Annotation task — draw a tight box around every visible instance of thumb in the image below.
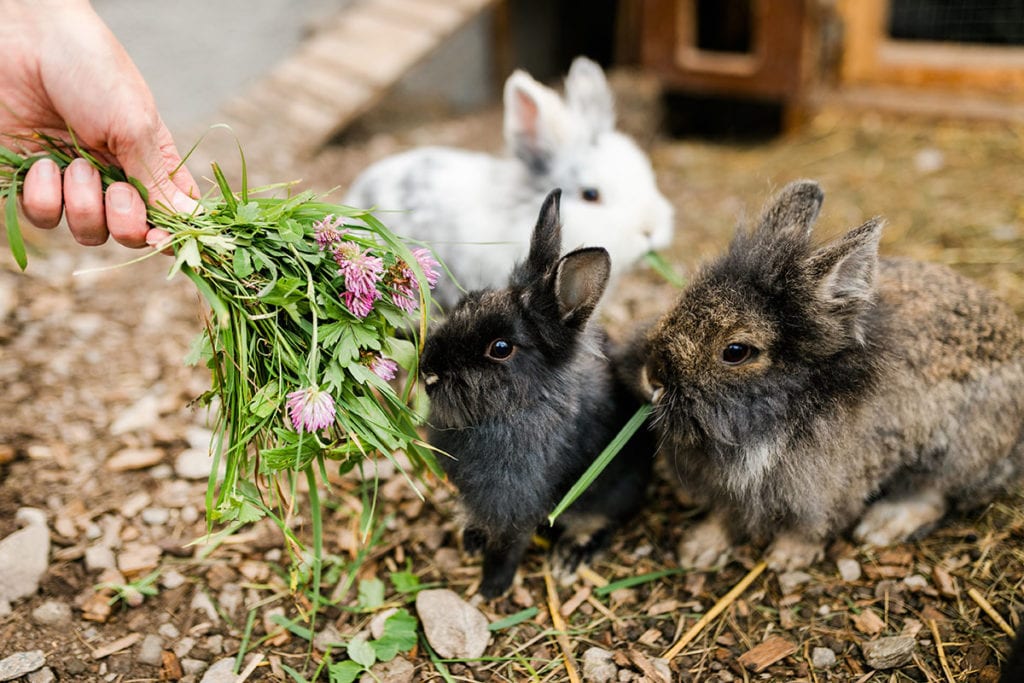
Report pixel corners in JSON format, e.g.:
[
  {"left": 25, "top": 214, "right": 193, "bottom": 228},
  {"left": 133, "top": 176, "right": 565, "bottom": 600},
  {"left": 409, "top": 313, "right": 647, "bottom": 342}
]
[{"left": 116, "top": 121, "right": 200, "bottom": 216}]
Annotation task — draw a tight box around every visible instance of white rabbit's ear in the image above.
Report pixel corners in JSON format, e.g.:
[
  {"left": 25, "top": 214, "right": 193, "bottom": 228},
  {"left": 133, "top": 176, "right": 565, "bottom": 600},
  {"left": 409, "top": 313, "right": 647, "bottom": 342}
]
[
  {"left": 554, "top": 247, "right": 611, "bottom": 328},
  {"left": 757, "top": 180, "right": 824, "bottom": 241},
  {"left": 565, "top": 56, "right": 615, "bottom": 136},
  {"left": 504, "top": 70, "right": 570, "bottom": 173}
]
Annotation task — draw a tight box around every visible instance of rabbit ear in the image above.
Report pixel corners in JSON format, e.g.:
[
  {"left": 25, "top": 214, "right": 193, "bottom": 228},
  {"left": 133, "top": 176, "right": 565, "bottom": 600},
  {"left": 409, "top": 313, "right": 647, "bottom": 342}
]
[
  {"left": 525, "top": 189, "right": 564, "bottom": 276},
  {"left": 553, "top": 247, "right": 611, "bottom": 327},
  {"left": 757, "top": 180, "right": 825, "bottom": 241},
  {"left": 504, "top": 70, "right": 570, "bottom": 174},
  {"left": 808, "top": 218, "right": 883, "bottom": 342},
  {"left": 565, "top": 56, "right": 615, "bottom": 136}
]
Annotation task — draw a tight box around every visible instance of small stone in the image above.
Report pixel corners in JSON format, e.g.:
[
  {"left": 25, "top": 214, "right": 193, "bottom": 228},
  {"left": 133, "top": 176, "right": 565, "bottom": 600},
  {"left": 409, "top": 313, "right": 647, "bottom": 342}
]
[
  {"left": 650, "top": 657, "right": 672, "bottom": 683},
  {"left": 370, "top": 607, "right": 399, "bottom": 640},
  {"left": 106, "top": 448, "right": 164, "bottom": 472},
  {"left": 27, "top": 667, "right": 56, "bottom": 683},
  {"left": 119, "top": 492, "right": 152, "bottom": 518},
  {"left": 173, "top": 637, "right": 196, "bottom": 659},
  {"left": 117, "top": 543, "right": 162, "bottom": 577},
  {"left": 777, "top": 570, "right": 812, "bottom": 595},
  {"left": 86, "top": 544, "right": 117, "bottom": 573},
  {"left": 216, "top": 584, "right": 243, "bottom": 620},
  {"left": 141, "top": 507, "right": 171, "bottom": 526},
  {"left": 180, "top": 657, "right": 208, "bottom": 676},
  {"left": 110, "top": 394, "right": 161, "bottom": 435},
  {"left": 811, "top": 647, "right": 836, "bottom": 669},
  {"left": 190, "top": 591, "right": 220, "bottom": 623},
  {"left": 175, "top": 449, "right": 214, "bottom": 480},
  {"left": 837, "top": 558, "right": 862, "bottom": 582},
  {"left": 903, "top": 574, "right": 928, "bottom": 591},
  {"left": 137, "top": 635, "right": 164, "bottom": 667},
  {"left": 415, "top": 589, "right": 491, "bottom": 659},
  {"left": 161, "top": 570, "right": 187, "bottom": 590},
  {"left": 359, "top": 656, "right": 414, "bottom": 683},
  {"left": 158, "top": 623, "right": 181, "bottom": 640},
  {"left": 861, "top": 636, "right": 917, "bottom": 669},
  {"left": 0, "top": 650, "right": 46, "bottom": 681},
  {"left": 199, "top": 657, "right": 237, "bottom": 683},
  {"left": 0, "top": 508, "right": 50, "bottom": 608},
  {"left": 581, "top": 646, "right": 617, "bottom": 683},
  {"left": 31, "top": 600, "right": 72, "bottom": 627},
  {"left": 205, "top": 635, "right": 224, "bottom": 656}
]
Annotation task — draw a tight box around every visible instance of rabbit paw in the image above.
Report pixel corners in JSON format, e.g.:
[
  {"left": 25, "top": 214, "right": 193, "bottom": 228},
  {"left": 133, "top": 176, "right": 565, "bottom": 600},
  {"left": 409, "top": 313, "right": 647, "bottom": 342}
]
[
  {"left": 854, "top": 491, "right": 946, "bottom": 547},
  {"left": 765, "top": 533, "right": 824, "bottom": 571},
  {"left": 678, "top": 516, "right": 731, "bottom": 569},
  {"left": 552, "top": 528, "right": 611, "bottom": 586},
  {"left": 462, "top": 527, "right": 487, "bottom": 556}
]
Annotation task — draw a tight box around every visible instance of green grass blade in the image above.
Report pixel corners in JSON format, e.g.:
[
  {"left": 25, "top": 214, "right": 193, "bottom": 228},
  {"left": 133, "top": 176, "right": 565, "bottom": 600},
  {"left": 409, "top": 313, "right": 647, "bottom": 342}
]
[
  {"left": 487, "top": 607, "right": 539, "bottom": 631},
  {"left": 593, "top": 568, "right": 687, "bottom": 596},
  {"left": 645, "top": 250, "right": 685, "bottom": 288},
  {"left": 5, "top": 179, "right": 27, "bottom": 270},
  {"left": 547, "top": 404, "right": 652, "bottom": 525}
]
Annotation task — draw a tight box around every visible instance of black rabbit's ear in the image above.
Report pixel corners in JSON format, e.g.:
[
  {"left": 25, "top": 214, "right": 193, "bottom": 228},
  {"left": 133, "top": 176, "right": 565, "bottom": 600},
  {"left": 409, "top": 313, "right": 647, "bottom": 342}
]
[
  {"left": 525, "top": 189, "right": 563, "bottom": 276},
  {"left": 757, "top": 180, "right": 824, "bottom": 241},
  {"left": 807, "top": 217, "right": 883, "bottom": 343},
  {"left": 554, "top": 247, "right": 610, "bottom": 328}
]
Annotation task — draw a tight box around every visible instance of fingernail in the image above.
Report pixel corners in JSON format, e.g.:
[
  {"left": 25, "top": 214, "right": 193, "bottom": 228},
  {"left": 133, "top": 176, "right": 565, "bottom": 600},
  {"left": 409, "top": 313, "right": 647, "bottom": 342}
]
[
  {"left": 34, "top": 159, "right": 58, "bottom": 179},
  {"left": 68, "top": 160, "right": 95, "bottom": 184},
  {"left": 171, "top": 192, "right": 201, "bottom": 215},
  {"left": 146, "top": 230, "right": 173, "bottom": 250},
  {"left": 107, "top": 184, "right": 133, "bottom": 214}
]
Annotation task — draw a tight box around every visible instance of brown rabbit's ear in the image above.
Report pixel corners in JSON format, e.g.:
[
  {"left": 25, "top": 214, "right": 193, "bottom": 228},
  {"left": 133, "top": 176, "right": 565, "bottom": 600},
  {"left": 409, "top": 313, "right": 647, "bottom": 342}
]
[
  {"left": 757, "top": 180, "right": 825, "bottom": 241},
  {"left": 807, "top": 218, "right": 883, "bottom": 342},
  {"left": 553, "top": 247, "right": 611, "bottom": 328}
]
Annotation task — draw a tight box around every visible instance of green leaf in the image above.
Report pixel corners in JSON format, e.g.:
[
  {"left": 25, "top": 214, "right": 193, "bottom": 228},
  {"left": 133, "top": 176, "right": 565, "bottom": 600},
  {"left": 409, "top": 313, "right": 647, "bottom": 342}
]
[
  {"left": 328, "top": 660, "right": 364, "bottom": 683},
  {"left": 183, "top": 331, "right": 211, "bottom": 366},
  {"left": 347, "top": 634, "right": 377, "bottom": 668},
  {"left": 645, "top": 250, "right": 685, "bottom": 288},
  {"left": 371, "top": 608, "right": 418, "bottom": 661},
  {"left": 593, "top": 568, "right": 687, "bottom": 596},
  {"left": 233, "top": 248, "right": 254, "bottom": 278},
  {"left": 247, "top": 380, "right": 281, "bottom": 419},
  {"left": 548, "top": 404, "right": 653, "bottom": 525},
  {"left": 235, "top": 201, "right": 261, "bottom": 224},
  {"left": 357, "top": 578, "right": 385, "bottom": 611},
  {"left": 277, "top": 218, "right": 305, "bottom": 243},
  {"left": 487, "top": 607, "right": 539, "bottom": 631},
  {"left": 389, "top": 571, "right": 420, "bottom": 594},
  {"left": 5, "top": 179, "right": 27, "bottom": 270}
]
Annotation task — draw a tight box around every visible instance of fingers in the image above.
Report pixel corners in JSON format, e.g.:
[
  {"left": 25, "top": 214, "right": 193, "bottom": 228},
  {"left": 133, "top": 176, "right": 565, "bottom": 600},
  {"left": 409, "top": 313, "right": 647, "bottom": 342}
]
[
  {"left": 21, "top": 158, "right": 64, "bottom": 229},
  {"left": 117, "top": 120, "right": 200, "bottom": 217},
  {"left": 63, "top": 158, "right": 108, "bottom": 246},
  {"left": 105, "top": 182, "right": 148, "bottom": 248}
]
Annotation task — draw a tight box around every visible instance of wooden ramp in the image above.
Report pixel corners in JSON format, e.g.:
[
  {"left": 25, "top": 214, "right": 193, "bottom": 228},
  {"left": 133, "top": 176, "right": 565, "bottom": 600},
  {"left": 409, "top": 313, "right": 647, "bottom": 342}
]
[{"left": 188, "top": 0, "right": 499, "bottom": 180}]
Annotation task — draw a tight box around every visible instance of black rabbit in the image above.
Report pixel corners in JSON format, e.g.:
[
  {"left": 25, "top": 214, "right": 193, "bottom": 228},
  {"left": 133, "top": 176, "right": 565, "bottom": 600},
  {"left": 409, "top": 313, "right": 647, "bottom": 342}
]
[{"left": 419, "top": 189, "right": 654, "bottom": 598}]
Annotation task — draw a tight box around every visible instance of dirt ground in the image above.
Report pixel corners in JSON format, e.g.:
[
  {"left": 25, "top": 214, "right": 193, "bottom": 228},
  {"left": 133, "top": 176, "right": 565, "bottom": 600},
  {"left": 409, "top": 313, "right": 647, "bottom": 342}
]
[{"left": 2, "top": 79, "right": 1024, "bottom": 682}]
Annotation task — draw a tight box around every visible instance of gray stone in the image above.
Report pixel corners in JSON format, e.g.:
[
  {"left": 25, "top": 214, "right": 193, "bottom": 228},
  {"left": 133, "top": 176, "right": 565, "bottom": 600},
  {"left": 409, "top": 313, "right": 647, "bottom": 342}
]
[
  {"left": 370, "top": 607, "right": 399, "bottom": 640},
  {"left": 358, "top": 656, "right": 415, "bottom": 683},
  {"left": 27, "top": 667, "right": 56, "bottom": 683},
  {"left": 650, "top": 657, "right": 672, "bottom": 683},
  {"left": 216, "top": 583, "right": 243, "bottom": 620},
  {"left": 173, "top": 636, "right": 197, "bottom": 659},
  {"left": 31, "top": 600, "right": 72, "bottom": 627},
  {"left": 777, "top": 570, "right": 812, "bottom": 595},
  {"left": 110, "top": 393, "right": 161, "bottom": 435},
  {"left": 158, "top": 623, "right": 181, "bottom": 639},
  {"left": 198, "top": 657, "right": 236, "bottom": 683},
  {"left": 415, "top": 589, "right": 491, "bottom": 659},
  {"left": 175, "top": 448, "right": 214, "bottom": 480},
  {"left": 861, "top": 636, "right": 916, "bottom": 670},
  {"left": 85, "top": 544, "right": 117, "bottom": 572},
  {"left": 0, "top": 508, "right": 50, "bottom": 608},
  {"left": 141, "top": 507, "right": 171, "bottom": 526},
  {"left": 138, "top": 634, "right": 164, "bottom": 667},
  {"left": 313, "top": 623, "right": 346, "bottom": 653},
  {"left": 581, "top": 646, "right": 617, "bottom": 683},
  {"left": 0, "top": 650, "right": 46, "bottom": 682},
  {"left": 837, "top": 558, "right": 862, "bottom": 582},
  {"left": 180, "top": 657, "right": 206, "bottom": 676},
  {"left": 811, "top": 647, "right": 837, "bottom": 669}
]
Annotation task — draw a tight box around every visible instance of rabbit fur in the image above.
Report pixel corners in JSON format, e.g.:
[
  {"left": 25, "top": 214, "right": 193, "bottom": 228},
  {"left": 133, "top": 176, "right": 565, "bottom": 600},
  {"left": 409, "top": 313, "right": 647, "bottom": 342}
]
[
  {"left": 641, "top": 180, "right": 1024, "bottom": 571},
  {"left": 345, "top": 56, "right": 675, "bottom": 309},
  {"left": 419, "top": 189, "right": 654, "bottom": 598}
]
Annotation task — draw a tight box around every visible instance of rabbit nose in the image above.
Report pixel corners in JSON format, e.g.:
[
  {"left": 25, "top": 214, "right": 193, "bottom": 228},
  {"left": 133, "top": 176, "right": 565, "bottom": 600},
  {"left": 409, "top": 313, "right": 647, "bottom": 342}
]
[
  {"left": 423, "top": 373, "right": 440, "bottom": 386},
  {"left": 640, "top": 364, "right": 664, "bottom": 404}
]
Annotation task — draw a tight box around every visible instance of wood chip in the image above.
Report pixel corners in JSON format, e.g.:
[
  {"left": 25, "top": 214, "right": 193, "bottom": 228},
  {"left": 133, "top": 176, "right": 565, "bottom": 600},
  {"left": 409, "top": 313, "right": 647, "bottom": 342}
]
[
  {"left": 932, "top": 565, "right": 957, "bottom": 597},
  {"left": 560, "top": 586, "right": 591, "bottom": 618},
  {"left": 638, "top": 628, "right": 663, "bottom": 646},
  {"left": 91, "top": 633, "right": 143, "bottom": 660},
  {"left": 852, "top": 609, "right": 887, "bottom": 636},
  {"left": 737, "top": 635, "right": 797, "bottom": 672}
]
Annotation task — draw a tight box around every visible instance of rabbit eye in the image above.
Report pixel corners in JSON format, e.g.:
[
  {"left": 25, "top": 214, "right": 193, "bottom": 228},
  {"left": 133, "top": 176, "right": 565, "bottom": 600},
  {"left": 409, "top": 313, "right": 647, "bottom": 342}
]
[
  {"left": 485, "top": 339, "right": 515, "bottom": 361},
  {"left": 581, "top": 188, "right": 600, "bottom": 202},
  {"left": 721, "top": 343, "right": 757, "bottom": 366}
]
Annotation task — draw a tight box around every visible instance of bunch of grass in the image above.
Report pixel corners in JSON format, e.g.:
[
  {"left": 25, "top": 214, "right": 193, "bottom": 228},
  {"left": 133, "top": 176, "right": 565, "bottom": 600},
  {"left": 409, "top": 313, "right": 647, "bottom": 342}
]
[{"left": 1, "top": 136, "right": 440, "bottom": 569}]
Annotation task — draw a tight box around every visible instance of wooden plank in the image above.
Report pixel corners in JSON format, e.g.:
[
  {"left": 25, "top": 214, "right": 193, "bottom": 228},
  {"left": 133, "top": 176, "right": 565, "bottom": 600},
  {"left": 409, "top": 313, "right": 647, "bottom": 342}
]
[{"left": 363, "top": 0, "right": 468, "bottom": 34}]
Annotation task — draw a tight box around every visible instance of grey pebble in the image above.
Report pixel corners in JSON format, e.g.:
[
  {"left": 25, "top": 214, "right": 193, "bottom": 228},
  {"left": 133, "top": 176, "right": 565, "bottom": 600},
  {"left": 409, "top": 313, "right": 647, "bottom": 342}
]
[
  {"left": 137, "top": 634, "right": 164, "bottom": 667},
  {"left": 861, "top": 636, "right": 917, "bottom": 669},
  {"left": 27, "top": 667, "right": 56, "bottom": 683},
  {"left": 180, "top": 658, "right": 208, "bottom": 676},
  {"left": 837, "top": 558, "right": 862, "bottom": 582},
  {"left": 31, "top": 600, "right": 72, "bottom": 627},
  {"left": 581, "top": 646, "right": 617, "bottom": 683},
  {"left": 811, "top": 646, "right": 837, "bottom": 669},
  {"left": 141, "top": 507, "right": 171, "bottom": 526},
  {"left": 199, "top": 657, "right": 237, "bottom": 683},
  {"left": 0, "top": 650, "right": 46, "bottom": 682}
]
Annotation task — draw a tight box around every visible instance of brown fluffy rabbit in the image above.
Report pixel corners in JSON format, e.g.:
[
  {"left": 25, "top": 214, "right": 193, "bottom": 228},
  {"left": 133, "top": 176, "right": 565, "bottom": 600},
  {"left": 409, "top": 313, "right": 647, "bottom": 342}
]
[{"left": 641, "top": 180, "right": 1024, "bottom": 570}]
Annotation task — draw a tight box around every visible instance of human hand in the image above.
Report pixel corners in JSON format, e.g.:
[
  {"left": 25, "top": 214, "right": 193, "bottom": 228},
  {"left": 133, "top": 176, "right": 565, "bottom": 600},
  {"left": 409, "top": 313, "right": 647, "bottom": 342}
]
[{"left": 1, "top": 0, "right": 199, "bottom": 249}]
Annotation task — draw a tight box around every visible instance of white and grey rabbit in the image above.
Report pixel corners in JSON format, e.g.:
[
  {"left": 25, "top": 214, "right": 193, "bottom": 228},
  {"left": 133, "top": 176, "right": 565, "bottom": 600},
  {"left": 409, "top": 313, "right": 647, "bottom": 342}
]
[
  {"left": 345, "top": 56, "right": 675, "bottom": 308},
  {"left": 419, "top": 189, "right": 655, "bottom": 598},
  {"left": 639, "top": 180, "right": 1024, "bottom": 571}
]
